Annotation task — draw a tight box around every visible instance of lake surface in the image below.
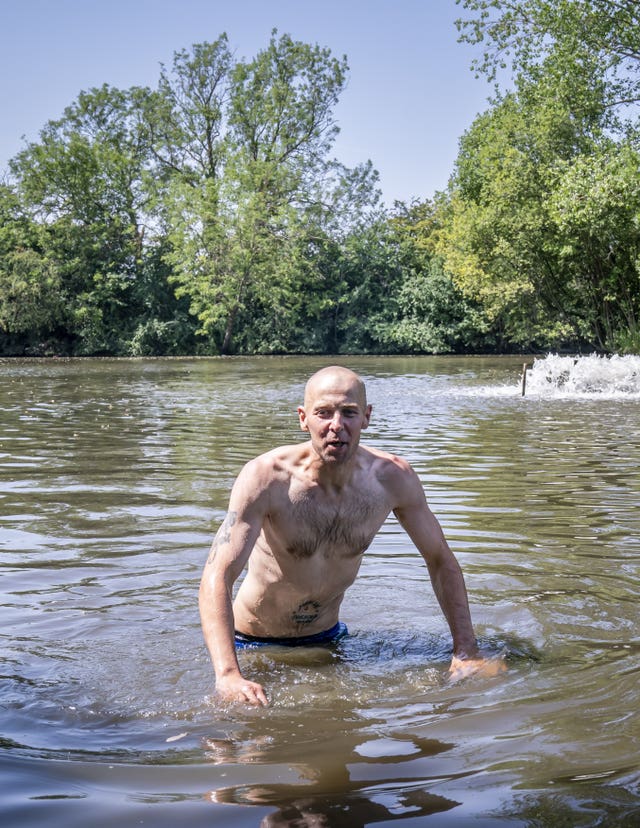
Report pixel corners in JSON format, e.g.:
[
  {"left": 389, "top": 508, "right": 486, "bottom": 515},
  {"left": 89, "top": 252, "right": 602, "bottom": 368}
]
[{"left": 1, "top": 355, "right": 639, "bottom": 827}]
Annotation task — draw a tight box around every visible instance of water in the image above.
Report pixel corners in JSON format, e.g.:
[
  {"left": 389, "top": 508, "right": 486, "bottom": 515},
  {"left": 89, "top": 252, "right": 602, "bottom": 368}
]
[
  {"left": 524, "top": 354, "right": 640, "bottom": 398},
  {"left": 1, "top": 354, "right": 639, "bottom": 827}
]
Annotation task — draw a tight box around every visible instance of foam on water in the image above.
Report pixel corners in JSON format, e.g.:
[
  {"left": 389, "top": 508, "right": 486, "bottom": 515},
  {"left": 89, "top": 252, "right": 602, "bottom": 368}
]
[
  {"left": 524, "top": 353, "right": 640, "bottom": 398},
  {"left": 453, "top": 353, "right": 640, "bottom": 399}
]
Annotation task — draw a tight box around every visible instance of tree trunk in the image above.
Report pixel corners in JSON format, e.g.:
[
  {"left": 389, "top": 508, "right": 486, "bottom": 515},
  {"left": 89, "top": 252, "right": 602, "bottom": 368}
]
[{"left": 221, "top": 305, "right": 237, "bottom": 355}]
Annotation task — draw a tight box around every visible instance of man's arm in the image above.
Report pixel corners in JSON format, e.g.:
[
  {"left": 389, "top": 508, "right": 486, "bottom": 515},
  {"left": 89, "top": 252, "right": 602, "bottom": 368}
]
[
  {"left": 391, "top": 459, "right": 505, "bottom": 679},
  {"left": 199, "top": 462, "right": 269, "bottom": 706}
]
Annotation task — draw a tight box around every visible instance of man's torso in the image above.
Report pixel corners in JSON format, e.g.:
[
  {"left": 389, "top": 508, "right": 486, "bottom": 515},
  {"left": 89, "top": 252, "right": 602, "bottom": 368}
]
[{"left": 233, "top": 444, "right": 402, "bottom": 637}]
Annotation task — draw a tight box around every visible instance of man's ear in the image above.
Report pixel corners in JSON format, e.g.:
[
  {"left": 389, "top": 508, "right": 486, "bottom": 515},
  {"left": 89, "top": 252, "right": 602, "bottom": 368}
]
[
  {"left": 362, "top": 404, "right": 373, "bottom": 429},
  {"left": 297, "top": 406, "right": 308, "bottom": 431}
]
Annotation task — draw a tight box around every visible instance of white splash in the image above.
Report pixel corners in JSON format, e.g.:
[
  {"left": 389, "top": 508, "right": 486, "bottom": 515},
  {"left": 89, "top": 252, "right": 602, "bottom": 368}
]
[{"left": 524, "top": 353, "right": 640, "bottom": 398}]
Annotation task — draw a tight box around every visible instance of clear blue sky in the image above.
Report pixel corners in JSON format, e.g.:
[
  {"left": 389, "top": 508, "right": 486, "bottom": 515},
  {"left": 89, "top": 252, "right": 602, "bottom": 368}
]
[{"left": 0, "top": 0, "right": 495, "bottom": 205}]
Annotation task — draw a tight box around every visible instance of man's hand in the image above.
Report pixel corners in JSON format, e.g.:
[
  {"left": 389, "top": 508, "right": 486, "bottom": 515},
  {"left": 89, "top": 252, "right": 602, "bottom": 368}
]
[
  {"left": 448, "top": 654, "right": 507, "bottom": 682},
  {"left": 216, "top": 675, "right": 269, "bottom": 707}
]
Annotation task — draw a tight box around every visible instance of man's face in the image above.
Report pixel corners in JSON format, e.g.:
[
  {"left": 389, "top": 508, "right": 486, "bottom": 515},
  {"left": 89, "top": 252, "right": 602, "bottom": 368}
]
[{"left": 298, "top": 374, "right": 371, "bottom": 464}]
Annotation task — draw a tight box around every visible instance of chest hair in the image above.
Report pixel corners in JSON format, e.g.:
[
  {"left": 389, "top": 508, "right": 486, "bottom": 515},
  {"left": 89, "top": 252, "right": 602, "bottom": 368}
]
[{"left": 276, "top": 485, "right": 389, "bottom": 559}]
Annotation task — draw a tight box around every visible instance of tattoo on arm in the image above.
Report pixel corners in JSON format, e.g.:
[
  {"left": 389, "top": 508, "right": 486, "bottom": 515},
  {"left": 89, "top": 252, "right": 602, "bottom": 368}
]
[
  {"left": 206, "top": 510, "right": 237, "bottom": 564},
  {"left": 292, "top": 600, "right": 321, "bottom": 625}
]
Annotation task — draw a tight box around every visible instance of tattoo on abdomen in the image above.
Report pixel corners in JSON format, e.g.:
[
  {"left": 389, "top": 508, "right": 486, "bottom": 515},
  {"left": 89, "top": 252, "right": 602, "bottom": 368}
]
[
  {"left": 207, "top": 510, "right": 237, "bottom": 564},
  {"left": 292, "top": 600, "right": 321, "bottom": 625}
]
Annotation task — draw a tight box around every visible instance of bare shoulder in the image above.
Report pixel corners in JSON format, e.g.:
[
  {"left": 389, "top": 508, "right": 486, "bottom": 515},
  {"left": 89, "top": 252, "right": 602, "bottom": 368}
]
[
  {"left": 234, "top": 444, "right": 305, "bottom": 492},
  {"left": 360, "top": 444, "right": 415, "bottom": 476},
  {"left": 359, "top": 446, "right": 423, "bottom": 503}
]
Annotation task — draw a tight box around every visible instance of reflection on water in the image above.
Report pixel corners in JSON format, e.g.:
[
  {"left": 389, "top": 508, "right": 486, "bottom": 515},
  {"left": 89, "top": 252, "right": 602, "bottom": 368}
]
[
  {"left": 1, "top": 355, "right": 639, "bottom": 827},
  {"left": 205, "top": 699, "right": 461, "bottom": 826}
]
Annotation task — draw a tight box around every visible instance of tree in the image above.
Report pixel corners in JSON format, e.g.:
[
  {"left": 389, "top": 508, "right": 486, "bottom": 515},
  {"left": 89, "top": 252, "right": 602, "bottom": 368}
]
[
  {"left": 152, "top": 38, "right": 232, "bottom": 183},
  {"left": 456, "top": 0, "right": 640, "bottom": 130},
  {"left": 9, "top": 83, "right": 198, "bottom": 354},
  {"left": 10, "top": 85, "right": 152, "bottom": 352},
  {"left": 165, "top": 31, "right": 379, "bottom": 353},
  {"left": 444, "top": 0, "right": 640, "bottom": 351},
  {"left": 4, "top": 32, "right": 379, "bottom": 356},
  {"left": 378, "top": 200, "right": 493, "bottom": 353},
  {"left": 438, "top": 93, "right": 581, "bottom": 348},
  {"left": 0, "top": 184, "right": 65, "bottom": 352},
  {"left": 549, "top": 142, "right": 640, "bottom": 350}
]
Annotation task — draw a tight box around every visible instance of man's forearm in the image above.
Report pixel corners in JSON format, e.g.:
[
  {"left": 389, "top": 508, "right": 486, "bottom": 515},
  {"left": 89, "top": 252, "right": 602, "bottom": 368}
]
[
  {"left": 199, "top": 575, "right": 242, "bottom": 680},
  {"left": 427, "top": 554, "right": 478, "bottom": 657},
  {"left": 199, "top": 572, "right": 269, "bottom": 706}
]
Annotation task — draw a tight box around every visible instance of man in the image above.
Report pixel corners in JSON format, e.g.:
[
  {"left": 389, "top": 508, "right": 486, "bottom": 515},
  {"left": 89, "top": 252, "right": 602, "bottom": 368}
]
[{"left": 199, "top": 366, "right": 502, "bottom": 706}]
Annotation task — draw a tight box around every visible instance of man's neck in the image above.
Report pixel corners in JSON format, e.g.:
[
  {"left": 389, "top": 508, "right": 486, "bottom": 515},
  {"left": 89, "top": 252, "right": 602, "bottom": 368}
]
[{"left": 304, "top": 444, "right": 362, "bottom": 491}]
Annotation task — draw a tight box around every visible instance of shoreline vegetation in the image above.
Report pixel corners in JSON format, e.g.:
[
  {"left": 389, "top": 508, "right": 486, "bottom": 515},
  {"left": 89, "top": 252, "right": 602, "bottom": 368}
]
[{"left": 2, "top": 2, "right": 639, "bottom": 360}]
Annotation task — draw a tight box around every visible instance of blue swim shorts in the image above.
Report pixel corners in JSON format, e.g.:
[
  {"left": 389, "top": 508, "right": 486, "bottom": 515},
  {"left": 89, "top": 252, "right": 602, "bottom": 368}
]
[{"left": 234, "top": 621, "right": 348, "bottom": 650}]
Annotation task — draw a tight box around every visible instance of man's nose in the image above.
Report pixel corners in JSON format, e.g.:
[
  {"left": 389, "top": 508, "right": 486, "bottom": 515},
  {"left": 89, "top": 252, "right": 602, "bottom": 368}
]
[{"left": 329, "top": 412, "right": 344, "bottom": 431}]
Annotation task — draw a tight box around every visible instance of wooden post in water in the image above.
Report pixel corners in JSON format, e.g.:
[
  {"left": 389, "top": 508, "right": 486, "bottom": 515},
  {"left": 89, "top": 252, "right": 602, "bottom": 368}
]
[{"left": 521, "top": 362, "right": 529, "bottom": 396}]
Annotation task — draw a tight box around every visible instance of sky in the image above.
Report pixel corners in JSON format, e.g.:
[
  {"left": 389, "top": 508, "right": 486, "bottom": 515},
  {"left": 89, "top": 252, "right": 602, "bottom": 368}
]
[{"left": 0, "top": 0, "right": 497, "bottom": 206}]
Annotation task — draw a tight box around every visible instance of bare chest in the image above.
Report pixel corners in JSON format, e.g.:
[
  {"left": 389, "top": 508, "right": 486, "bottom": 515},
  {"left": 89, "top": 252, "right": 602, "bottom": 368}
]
[{"left": 265, "top": 482, "right": 391, "bottom": 560}]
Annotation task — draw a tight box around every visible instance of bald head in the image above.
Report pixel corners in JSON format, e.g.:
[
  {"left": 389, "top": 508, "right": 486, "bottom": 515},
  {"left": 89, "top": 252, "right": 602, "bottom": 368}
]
[{"left": 303, "top": 366, "right": 367, "bottom": 410}]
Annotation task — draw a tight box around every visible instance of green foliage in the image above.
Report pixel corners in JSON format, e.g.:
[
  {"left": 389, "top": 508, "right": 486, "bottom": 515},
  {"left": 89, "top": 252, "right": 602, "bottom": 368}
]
[
  {"left": 3, "top": 12, "right": 640, "bottom": 357},
  {"left": 7, "top": 86, "right": 152, "bottom": 353},
  {"left": 0, "top": 184, "right": 66, "bottom": 353},
  {"left": 5, "top": 81, "right": 198, "bottom": 355},
  {"left": 376, "top": 202, "right": 494, "bottom": 353},
  {"left": 437, "top": 92, "right": 583, "bottom": 346},
  {"left": 549, "top": 143, "right": 640, "bottom": 349},
  {"left": 376, "top": 262, "right": 492, "bottom": 353},
  {"left": 440, "top": 0, "right": 640, "bottom": 351},
  {"left": 456, "top": 0, "right": 640, "bottom": 129},
  {"left": 163, "top": 30, "right": 379, "bottom": 354},
  {"left": 0, "top": 249, "right": 63, "bottom": 336},
  {"left": 315, "top": 217, "right": 403, "bottom": 354}
]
